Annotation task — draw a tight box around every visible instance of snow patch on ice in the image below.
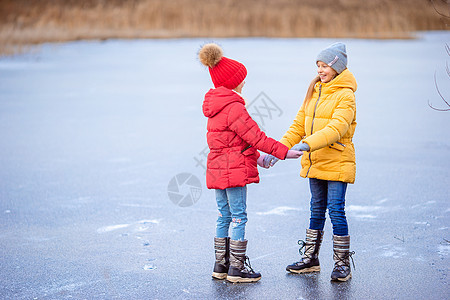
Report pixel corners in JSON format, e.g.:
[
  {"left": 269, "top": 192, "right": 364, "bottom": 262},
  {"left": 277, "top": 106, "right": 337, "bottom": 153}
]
[
  {"left": 438, "top": 244, "right": 450, "bottom": 256},
  {"left": 97, "top": 224, "right": 130, "bottom": 233},
  {"left": 411, "top": 201, "right": 437, "bottom": 209},
  {"left": 347, "top": 205, "right": 382, "bottom": 212},
  {"left": 118, "top": 202, "right": 164, "bottom": 209},
  {"left": 41, "top": 280, "right": 95, "bottom": 296},
  {"left": 256, "top": 206, "right": 301, "bottom": 216},
  {"left": 380, "top": 246, "right": 407, "bottom": 258},
  {"left": 97, "top": 219, "right": 160, "bottom": 233},
  {"left": 414, "top": 221, "right": 430, "bottom": 226},
  {"left": 415, "top": 256, "right": 426, "bottom": 262},
  {"left": 352, "top": 214, "right": 377, "bottom": 219},
  {"left": 347, "top": 205, "right": 384, "bottom": 219},
  {"left": 137, "top": 226, "right": 149, "bottom": 232},
  {"left": 138, "top": 219, "right": 160, "bottom": 225},
  {"left": 4, "top": 210, "right": 11, "bottom": 214},
  {"left": 376, "top": 198, "right": 389, "bottom": 204},
  {"left": 143, "top": 264, "right": 156, "bottom": 270}
]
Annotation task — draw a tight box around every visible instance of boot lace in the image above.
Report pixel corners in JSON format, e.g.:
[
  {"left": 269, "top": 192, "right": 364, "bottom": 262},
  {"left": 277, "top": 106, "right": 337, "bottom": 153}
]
[
  {"left": 230, "top": 252, "right": 257, "bottom": 274},
  {"left": 243, "top": 256, "right": 257, "bottom": 274},
  {"left": 291, "top": 240, "right": 313, "bottom": 265},
  {"left": 298, "top": 240, "right": 306, "bottom": 256},
  {"left": 334, "top": 251, "right": 356, "bottom": 271}
]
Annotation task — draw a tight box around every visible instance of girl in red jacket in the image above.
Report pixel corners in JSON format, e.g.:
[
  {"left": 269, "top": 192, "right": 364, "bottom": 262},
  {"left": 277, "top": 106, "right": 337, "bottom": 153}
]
[{"left": 199, "top": 43, "right": 302, "bottom": 283}]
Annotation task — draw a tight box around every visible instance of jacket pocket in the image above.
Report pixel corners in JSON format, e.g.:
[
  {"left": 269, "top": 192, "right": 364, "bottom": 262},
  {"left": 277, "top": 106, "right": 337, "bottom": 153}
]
[
  {"left": 241, "top": 146, "right": 256, "bottom": 156},
  {"left": 329, "top": 142, "right": 346, "bottom": 151}
]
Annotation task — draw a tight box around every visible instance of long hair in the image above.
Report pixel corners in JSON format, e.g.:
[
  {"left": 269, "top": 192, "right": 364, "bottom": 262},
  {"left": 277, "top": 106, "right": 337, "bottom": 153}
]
[{"left": 301, "top": 75, "right": 320, "bottom": 109}]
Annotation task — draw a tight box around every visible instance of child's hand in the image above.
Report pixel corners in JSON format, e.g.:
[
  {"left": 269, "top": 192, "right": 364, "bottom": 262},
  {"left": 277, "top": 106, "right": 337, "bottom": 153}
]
[
  {"left": 286, "top": 150, "right": 303, "bottom": 159},
  {"left": 264, "top": 154, "right": 278, "bottom": 167},
  {"left": 291, "top": 142, "right": 310, "bottom": 152},
  {"left": 264, "top": 150, "right": 303, "bottom": 167},
  {"left": 257, "top": 154, "right": 270, "bottom": 169}
]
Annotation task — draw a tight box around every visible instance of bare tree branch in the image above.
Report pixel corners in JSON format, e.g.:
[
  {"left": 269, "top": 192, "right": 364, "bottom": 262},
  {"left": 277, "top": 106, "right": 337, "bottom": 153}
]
[
  {"left": 446, "top": 61, "right": 450, "bottom": 78},
  {"left": 428, "top": 71, "right": 450, "bottom": 111},
  {"left": 428, "top": 10, "right": 449, "bottom": 111},
  {"left": 434, "top": 70, "right": 450, "bottom": 106},
  {"left": 428, "top": 102, "right": 450, "bottom": 111}
]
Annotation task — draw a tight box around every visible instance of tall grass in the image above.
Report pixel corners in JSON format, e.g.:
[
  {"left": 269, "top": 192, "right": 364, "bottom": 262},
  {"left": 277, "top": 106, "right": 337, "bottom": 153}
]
[{"left": 0, "top": 0, "right": 448, "bottom": 55}]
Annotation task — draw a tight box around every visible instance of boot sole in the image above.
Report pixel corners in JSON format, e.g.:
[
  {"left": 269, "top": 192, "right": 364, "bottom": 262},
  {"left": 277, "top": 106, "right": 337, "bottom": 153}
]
[
  {"left": 212, "top": 272, "right": 228, "bottom": 280},
  {"left": 226, "top": 275, "right": 261, "bottom": 283},
  {"left": 287, "top": 265, "right": 320, "bottom": 274},
  {"left": 331, "top": 273, "right": 352, "bottom": 282}
]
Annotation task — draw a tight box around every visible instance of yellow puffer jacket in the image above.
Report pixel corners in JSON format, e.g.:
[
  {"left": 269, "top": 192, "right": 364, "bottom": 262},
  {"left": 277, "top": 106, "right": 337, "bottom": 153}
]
[{"left": 280, "top": 69, "right": 357, "bottom": 183}]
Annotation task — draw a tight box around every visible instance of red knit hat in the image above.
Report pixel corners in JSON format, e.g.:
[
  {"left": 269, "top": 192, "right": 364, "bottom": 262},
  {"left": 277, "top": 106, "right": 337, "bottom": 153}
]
[{"left": 199, "top": 43, "right": 247, "bottom": 90}]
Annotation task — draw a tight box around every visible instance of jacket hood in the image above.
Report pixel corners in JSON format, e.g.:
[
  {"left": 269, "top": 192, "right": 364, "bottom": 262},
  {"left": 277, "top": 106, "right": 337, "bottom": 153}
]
[
  {"left": 203, "top": 86, "right": 245, "bottom": 118},
  {"left": 319, "top": 69, "right": 357, "bottom": 93}
]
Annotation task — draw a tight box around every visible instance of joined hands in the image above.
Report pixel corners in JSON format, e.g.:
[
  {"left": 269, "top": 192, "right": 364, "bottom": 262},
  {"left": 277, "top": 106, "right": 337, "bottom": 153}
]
[{"left": 258, "top": 142, "right": 310, "bottom": 169}]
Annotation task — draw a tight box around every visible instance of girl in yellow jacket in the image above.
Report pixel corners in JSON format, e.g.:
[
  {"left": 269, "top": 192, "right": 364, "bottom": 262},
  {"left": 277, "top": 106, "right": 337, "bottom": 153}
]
[{"left": 264, "top": 43, "right": 356, "bottom": 282}]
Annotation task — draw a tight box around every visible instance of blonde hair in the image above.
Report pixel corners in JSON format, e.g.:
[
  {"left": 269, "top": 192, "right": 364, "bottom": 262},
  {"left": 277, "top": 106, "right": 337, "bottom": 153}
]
[{"left": 301, "top": 75, "right": 320, "bottom": 109}]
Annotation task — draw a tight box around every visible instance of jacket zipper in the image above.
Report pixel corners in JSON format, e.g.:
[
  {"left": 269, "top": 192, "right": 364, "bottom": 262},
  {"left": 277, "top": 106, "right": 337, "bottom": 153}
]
[
  {"left": 241, "top": 144, "right": 252, "bottom": 153},
  {"left": 306, "top": 85, "right": 322, "bottom": 177}
]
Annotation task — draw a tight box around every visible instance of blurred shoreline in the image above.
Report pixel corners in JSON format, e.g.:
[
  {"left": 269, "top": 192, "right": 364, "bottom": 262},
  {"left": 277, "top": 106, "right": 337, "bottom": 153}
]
[{"left": 1, "top": 0, "right": 448, "bottom": 56}]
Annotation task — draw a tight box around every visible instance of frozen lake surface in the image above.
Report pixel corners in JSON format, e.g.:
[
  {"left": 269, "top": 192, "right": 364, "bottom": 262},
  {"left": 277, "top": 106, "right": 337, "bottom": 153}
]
[{"left": 0, "top": 32, "right": 449, "bottom": 299}]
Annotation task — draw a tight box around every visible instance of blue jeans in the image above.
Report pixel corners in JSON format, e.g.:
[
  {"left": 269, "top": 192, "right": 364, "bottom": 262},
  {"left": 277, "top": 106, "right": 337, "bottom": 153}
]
[
  {"left": 309, "top": 178, "right": 349, "bottom": 236},
  {"left": 215, "top": 186, "right": 247, "bottom": 241}
]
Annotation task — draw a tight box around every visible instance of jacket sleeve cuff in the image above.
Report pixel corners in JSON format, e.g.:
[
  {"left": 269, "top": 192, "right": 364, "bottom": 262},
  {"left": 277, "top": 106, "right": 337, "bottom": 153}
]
[{"left": 281, "top": 144, "right": 289, "bottom": 160}]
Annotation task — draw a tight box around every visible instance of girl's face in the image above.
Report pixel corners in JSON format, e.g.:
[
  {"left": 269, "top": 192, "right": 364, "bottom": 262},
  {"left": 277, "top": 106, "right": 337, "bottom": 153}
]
[
  {"left": 234, "top": 80, "right": 245, "bottom": 93},
  {"left": 317, "top": 61, "right": 338, "bottom": 83}
]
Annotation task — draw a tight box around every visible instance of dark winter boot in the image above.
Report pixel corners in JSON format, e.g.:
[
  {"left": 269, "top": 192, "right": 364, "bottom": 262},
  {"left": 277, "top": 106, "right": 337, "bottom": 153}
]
[
  {"left": 331, "top": 235, "right": 355, "bottom": 282},
  {"left": 212, "top": 237, "right": 230, "bottom": 280},
  {"left": 286, "top": 229, "right": 323, "bottom": 273},
  {"left": 227, "top": 240, "right": 261, "bottom": 283}
]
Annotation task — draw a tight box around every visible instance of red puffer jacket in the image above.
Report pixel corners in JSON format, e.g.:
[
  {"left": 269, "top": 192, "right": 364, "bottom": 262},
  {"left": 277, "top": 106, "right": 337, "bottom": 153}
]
[{"left": 203, "top": 87, "right": 289, "bottom": 189}]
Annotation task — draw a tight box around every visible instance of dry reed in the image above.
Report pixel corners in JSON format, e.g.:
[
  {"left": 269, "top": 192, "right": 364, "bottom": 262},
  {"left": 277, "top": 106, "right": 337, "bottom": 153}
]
[{"left": 0, "top": 0, "right": 448, "bottom": 55}]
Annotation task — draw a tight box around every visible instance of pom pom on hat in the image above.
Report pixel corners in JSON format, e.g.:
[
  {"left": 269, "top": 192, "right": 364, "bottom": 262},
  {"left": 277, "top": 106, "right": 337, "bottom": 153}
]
[
  {"left": 316, "top": 42, "right": 348, "bottom": 74},
  {"left": 199, "top": 43, "right": 223, "bottom": 68},
  {"left": 198, "top": 43, "right": 247, "bottom": 90}
]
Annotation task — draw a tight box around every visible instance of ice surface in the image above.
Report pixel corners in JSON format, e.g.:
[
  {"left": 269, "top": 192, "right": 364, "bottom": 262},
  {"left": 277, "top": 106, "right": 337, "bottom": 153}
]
[{"left": 0, "top": 32, "right": 449, "bottom": 299}]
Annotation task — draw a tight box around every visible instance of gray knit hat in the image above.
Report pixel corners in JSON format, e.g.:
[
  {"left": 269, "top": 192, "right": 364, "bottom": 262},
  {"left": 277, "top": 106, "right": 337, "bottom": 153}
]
[{"left": 316, "top": 42, "right": 347, "bottom": 74}]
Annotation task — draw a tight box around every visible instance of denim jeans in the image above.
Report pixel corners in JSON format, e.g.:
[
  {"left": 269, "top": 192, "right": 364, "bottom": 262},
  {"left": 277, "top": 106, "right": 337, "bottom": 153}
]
[
  {"left": 215, "top": 186, "right": 247, "bottom": 241},
  {"left": 309, "top": 178, "right": 349, "bottom": 236}
]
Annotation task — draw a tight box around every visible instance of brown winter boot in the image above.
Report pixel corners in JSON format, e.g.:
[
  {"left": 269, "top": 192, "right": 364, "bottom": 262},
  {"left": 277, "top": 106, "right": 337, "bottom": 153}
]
[
  {"left": 286, "top": 229, "right": 323, "bottom": 273},
  {"left": 331, "top": 235, "right": 355, "bottom": 282},
  {"left": 227, "top": 240, "right": 261, "bottom": 283},
  {"left": 212, "top": 237, "right": 230, "bottom": 279}
]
